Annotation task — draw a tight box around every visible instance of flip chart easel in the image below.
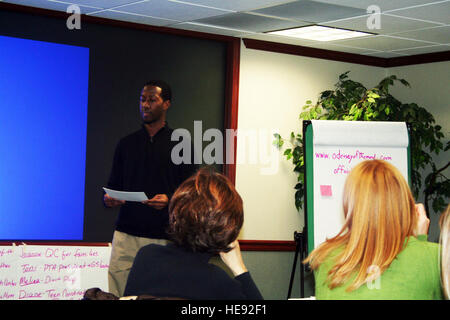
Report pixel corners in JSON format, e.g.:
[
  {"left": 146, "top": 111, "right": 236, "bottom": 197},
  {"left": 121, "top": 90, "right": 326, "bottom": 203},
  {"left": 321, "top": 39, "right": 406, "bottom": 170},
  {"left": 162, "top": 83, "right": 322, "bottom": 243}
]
[{"left": 303, "top": 120, "right": 412, "bottom": 253}]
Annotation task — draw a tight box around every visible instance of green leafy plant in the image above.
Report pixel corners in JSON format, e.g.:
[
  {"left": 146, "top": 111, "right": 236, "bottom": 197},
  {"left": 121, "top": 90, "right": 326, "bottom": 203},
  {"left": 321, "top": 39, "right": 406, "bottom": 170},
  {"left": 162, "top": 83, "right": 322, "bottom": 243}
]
[{"left": 274, "top": 71, "right": 449, "bottom": 215}]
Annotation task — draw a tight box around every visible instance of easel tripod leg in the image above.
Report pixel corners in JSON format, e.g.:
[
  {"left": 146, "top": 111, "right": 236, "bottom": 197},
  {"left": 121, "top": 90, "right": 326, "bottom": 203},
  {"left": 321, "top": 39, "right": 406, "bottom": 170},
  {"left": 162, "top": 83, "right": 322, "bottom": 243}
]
[
  {"left": 287, "top": 231, "right": 305, "bottom": 299},
  {"left": 287, "top": 239, "right": 300, "bottom": 299}
]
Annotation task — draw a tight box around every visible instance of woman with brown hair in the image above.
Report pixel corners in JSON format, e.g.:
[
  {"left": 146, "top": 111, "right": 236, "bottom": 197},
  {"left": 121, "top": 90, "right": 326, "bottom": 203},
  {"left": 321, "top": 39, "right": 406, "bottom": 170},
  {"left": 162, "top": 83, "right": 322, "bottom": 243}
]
[
  {"left": 123, "top": 167, "right": 263, "bottom": 300},
  {"left": 305, "top": 160, "right": 443, "bottom": 299}
]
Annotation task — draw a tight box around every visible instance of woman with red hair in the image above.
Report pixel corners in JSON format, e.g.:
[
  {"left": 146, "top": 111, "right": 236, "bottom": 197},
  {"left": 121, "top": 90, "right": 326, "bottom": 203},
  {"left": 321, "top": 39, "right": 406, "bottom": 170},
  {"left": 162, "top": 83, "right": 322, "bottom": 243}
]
[{"left": 305, "top": 160, "right": 443, "bottom": 299}]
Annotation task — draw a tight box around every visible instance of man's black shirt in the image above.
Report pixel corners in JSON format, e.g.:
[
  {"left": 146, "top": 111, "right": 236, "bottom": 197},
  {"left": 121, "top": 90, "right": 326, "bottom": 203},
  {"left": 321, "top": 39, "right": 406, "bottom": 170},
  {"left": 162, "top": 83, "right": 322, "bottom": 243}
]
[{"left": 107, "top": 123, "right": 197, "bottom": 239}]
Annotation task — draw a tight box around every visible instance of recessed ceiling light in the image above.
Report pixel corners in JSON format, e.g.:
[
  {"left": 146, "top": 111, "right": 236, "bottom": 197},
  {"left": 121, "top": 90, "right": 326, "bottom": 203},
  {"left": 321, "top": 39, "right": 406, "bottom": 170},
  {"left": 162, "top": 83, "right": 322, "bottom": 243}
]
[{"left": 267, "top": 25, "right": 374, "bottom": 41}]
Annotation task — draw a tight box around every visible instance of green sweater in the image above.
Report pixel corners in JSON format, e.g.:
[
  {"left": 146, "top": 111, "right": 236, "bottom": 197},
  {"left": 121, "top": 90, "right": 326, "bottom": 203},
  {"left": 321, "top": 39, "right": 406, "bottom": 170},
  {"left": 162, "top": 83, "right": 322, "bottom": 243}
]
[{"left": 314, "top": 235, "right": 443, "bottom": 300}]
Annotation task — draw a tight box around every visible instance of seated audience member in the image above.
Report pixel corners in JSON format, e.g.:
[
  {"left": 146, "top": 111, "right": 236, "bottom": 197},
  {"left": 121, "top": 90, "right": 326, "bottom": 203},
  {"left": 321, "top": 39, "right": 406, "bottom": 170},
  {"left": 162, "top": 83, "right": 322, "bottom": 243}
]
[
  {"left": 304, "top": 160, "right": 443, "bottom": 300},
  {"left": 82, "top": 287, "right": 185, "bottom": 300},
  {"left": 123, "top": 167, "right": 263, "bottom": 300},
  {"left": 439, "top": 204, "right": 450, "bottom": 299},
  {"left": 83, "top": 287, "right": 119, "bottom": 300}
]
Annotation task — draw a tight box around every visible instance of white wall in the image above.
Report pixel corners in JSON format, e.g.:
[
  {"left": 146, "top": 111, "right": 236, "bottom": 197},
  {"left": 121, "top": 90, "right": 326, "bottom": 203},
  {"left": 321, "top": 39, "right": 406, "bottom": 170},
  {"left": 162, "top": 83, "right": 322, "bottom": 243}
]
[
  {"left": 388, "top": 61, "right": 450, "bottom": 241},
  {"left": 388, "top": 61, "right": 450, "bottom": 170},
  {"left": 236, "top": 40, "right": 388, "bottom": 240}
]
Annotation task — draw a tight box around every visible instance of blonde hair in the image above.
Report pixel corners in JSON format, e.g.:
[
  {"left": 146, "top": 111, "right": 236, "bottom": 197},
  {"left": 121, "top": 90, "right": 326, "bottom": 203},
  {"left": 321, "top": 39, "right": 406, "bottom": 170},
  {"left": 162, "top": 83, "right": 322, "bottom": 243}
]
[
  {"left": 304, "top": 160, "right": 417, "bottom": 291},
  {"left": 439, "top": 204, "right": 450, "bottom": 299}
]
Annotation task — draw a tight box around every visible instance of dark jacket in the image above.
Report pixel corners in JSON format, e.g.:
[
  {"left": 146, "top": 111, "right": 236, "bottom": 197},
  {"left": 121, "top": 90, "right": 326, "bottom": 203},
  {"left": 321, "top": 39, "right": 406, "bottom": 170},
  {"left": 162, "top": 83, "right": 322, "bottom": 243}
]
[{"left": 124, "top": 243, "right": 264, "bottom": 300}]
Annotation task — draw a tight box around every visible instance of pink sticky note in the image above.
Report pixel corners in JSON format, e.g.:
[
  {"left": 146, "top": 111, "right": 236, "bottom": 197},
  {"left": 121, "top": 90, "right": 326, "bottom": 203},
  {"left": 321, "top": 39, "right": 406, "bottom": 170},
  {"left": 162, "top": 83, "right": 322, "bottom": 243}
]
[{"left": 320, "top": 185, "right": 332, "bottom": 196}]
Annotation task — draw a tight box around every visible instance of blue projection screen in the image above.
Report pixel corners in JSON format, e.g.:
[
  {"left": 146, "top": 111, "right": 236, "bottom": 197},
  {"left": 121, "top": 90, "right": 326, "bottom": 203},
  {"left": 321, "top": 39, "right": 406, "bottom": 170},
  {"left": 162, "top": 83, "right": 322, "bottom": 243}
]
[{"left": 0, "top": 35, "right": 89, "bottom": 240}]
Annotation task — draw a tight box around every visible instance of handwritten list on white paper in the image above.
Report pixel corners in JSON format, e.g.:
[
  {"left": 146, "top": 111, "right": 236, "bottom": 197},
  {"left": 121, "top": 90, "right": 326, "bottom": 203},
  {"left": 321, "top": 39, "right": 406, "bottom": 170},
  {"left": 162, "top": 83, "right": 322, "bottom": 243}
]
[{"left": 0, "top": 245, "right": 111, "bottom": 300}]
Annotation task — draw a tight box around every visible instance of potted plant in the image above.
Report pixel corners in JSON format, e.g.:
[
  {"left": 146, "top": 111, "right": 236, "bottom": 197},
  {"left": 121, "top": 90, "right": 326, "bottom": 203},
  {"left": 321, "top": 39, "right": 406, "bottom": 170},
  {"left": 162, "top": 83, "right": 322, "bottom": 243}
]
[{"left": 274, "top": 71, "right": 449, "bottom": 216}]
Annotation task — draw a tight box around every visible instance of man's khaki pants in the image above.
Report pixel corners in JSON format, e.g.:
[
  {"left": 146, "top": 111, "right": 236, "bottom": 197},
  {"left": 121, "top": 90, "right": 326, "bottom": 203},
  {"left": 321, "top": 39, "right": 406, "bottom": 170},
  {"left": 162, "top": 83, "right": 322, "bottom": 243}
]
[{"left": 108, "top": 230, "right": 169, "bottom": 297}]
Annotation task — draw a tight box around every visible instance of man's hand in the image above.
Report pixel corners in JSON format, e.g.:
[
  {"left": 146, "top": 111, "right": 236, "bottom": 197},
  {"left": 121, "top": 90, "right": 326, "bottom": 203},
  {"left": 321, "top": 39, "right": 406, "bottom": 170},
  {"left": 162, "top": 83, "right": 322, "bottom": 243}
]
[
  {"left": 104, "top": 193, "right": 126, "bottom": 208},
  {"left": 414, "top": 203, "right": 430, "bottom": 236},
  {"left": 141, "top": 194, "right": 169, "bottom": 210}
]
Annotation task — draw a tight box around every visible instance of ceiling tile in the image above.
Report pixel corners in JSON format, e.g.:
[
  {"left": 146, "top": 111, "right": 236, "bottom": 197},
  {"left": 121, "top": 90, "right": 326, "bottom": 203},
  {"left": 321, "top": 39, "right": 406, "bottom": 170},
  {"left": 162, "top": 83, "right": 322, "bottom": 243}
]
[
  {"left": 168, "top": 22, "right": 254, "bottom": 37},
  {"left": 2, "top": 0, "right": 102, "bottom": 13},
  {"left": 88, "top": 9, "right": 177, "bottom": 26},
  {"left": 305, "top": 42, "right": 382, "bottom": 55},
  {"left": 332, "top": 35, "right": 434, "bottom": 51},
  {"left": 167, "top": 0, "right": 298, "bottom": 12},
  {"left": 5, "top": 0, "right": 448, "bottom": 57},
  {"left": 390, "top": 26, "right": 450, "bottom": 44},
  {"left": 193, "top": 12, "right": 308, "bottom": 33},
  {"left": 311, "top": 0, "right": 440, "bottom": 12},
  {"left": 60, "top": 0, "right": 140, "bottom": 9},
  {"left": 243, "top": 33, "right": 383, "bottom": 56},
  {"left": 251, "top": 0, "right": 367, "bottom": 23},
  {"left": 391, "top": 44, "right": 450, "bottom": 55},
  {"left": 243, "top": 33, "right": 318, "bottom": 47},
  {"left": 385, "top": 1, "right": 450, "bottom": 24},
  {"left": 110, "top": 0, "right": 228, "bottom": 21},
  {"left": 364, "top": 51, "right": 408, "bottom": 58},
  {"left": 323, "top": 13, "right": 441, "bottom": 35}
]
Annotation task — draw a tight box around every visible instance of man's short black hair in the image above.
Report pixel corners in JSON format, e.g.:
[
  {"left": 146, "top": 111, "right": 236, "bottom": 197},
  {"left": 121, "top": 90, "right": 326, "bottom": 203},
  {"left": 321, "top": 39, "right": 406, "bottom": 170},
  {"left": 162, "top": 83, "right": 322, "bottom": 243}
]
[{"left": 144, "top": 80, "right": 172, "bottom": 102}]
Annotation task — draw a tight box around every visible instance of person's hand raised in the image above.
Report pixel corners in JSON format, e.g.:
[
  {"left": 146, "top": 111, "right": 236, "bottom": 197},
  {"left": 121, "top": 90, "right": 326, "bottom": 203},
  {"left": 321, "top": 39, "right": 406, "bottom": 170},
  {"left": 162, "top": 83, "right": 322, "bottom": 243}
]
[
  {"left": 414, "top": 203, "right": 430, "bottom": 236},
  {"left": 219, "top": 240, "right": 248, "bottom": 277}
]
